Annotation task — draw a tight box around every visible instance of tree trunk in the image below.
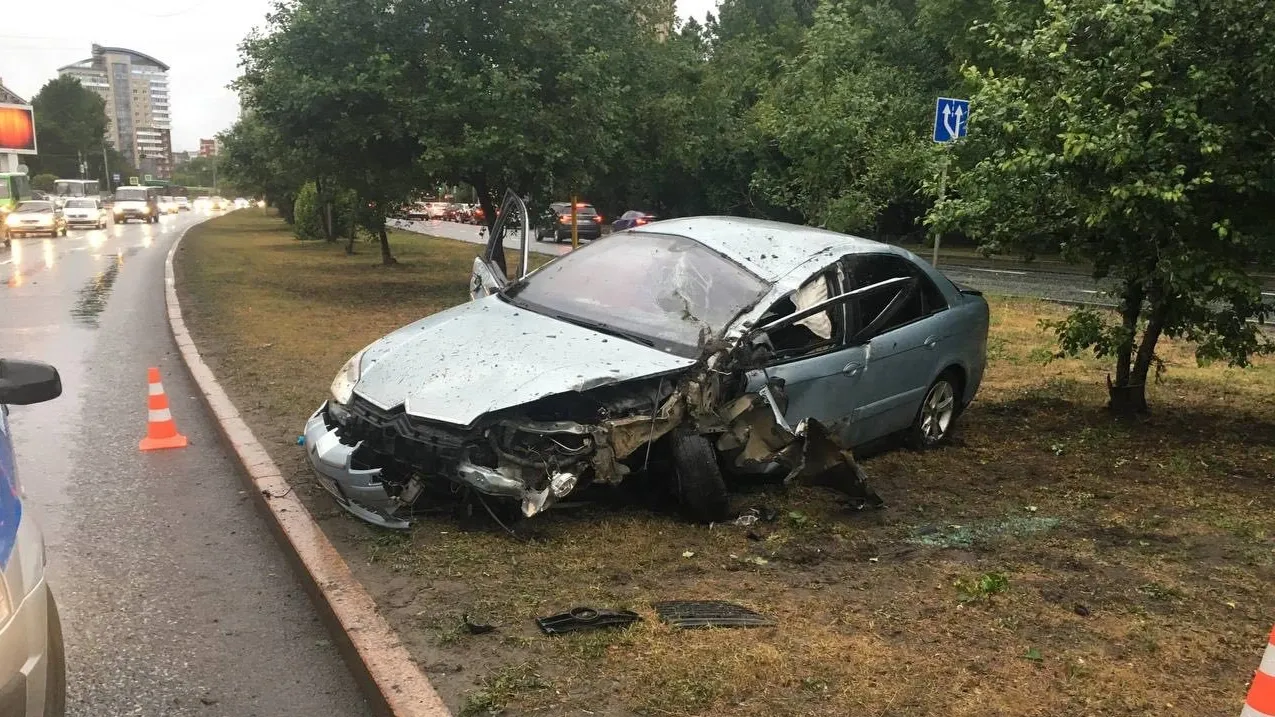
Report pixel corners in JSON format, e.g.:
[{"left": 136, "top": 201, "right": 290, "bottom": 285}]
[
  {"left": 378, "top": 220, "right": 396, "bottom": 265},
  {"left": 474, "top": 177, "right": 498, "bottom": 234},
  {"left": 1108, "top": 281, "right": 1144, "bottom": 414},
  {"left": 323, "top": 200, "right": 335, "bottom": 241},
  {"left": 279, "top": 194, "right": 295, "bottom": 224},
  {"left": 1115, "top": 301, "right": 1168, "bottom": 415},
  {"left": 345, "top": 193, "right": 358, "bottom": 254}
]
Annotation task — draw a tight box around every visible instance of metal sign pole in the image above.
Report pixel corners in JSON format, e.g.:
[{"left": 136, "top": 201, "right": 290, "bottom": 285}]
[
  {"left": 571, "top": 195, "right": 579, "bottom": 250},
  {"left": 931, "top": 96, "right": 970, "bottom": 269},
  {"left": 933, "top": 153, "right": 947, "bottom": 267}
]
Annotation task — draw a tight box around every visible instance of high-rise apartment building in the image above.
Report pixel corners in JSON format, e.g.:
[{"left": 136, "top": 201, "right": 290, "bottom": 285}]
[
  {"left": 199, "top": 138, "right": 219, "bottom": 157},
  {"left": 58, "top": 45, "right": 172, "bottom": 178}
]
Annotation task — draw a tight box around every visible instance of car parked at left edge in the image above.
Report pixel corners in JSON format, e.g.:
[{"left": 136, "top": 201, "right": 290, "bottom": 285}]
[
  {"left": 0, "top": 358, "right": 68, "bottom": 716},
  {"left": 4, "top": 201, "right": 68, "bottom": 238}
]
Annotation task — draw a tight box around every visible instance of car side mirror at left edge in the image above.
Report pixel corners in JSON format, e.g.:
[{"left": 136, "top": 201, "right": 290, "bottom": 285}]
[{"left": 0, "top": 360, "right": 62, "bottom": 406}]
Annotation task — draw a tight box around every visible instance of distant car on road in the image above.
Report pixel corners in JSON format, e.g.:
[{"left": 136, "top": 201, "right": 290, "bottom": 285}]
[
  {"left": 209, "top": 197, "right": 227, "bottom": 211},
  {"left": 404, "top": 202, "right": 429, "bottom": 221},
  {"left": 158, "top": 196, "right": 179, "bottom": 215},
  {"left": 62, "top": 198, "right": 108, "bottom": 229},
  {"left": 537, "top": 201, "right": 603, "bottom": 242},
  {"left": 4, "top": 201, "right": 68, "bottom": 238},
  {"left": 174, "top": 197, "right": 191, "bottom": 212},
  {"left": 0, "top": 357, "right": 68, "bottom": 716},
  {"left": 234, "top": 198, "right": 250, "bottom": 210},
  {"left": 612, "top": 210, "right": 657, "bottom": 231}
]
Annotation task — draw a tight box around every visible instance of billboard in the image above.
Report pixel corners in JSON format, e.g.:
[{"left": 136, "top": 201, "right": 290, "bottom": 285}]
[{"left": 0, "top": 104, "right": 37, "bottom": 155}]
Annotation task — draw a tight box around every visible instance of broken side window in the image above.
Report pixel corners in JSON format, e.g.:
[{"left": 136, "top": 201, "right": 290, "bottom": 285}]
[{"left": 754, "top": 270, "right": 844, "bottom": 361}]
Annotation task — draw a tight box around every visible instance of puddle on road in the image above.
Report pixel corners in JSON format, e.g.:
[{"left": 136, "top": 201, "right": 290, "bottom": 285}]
[{"left": 70, "top": 253, "right": 125, "bottom": 327}]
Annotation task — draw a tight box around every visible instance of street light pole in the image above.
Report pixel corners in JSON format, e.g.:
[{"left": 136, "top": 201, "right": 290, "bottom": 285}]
[{"left": 102, "top": 145, "right": 111, "bottom": 192}]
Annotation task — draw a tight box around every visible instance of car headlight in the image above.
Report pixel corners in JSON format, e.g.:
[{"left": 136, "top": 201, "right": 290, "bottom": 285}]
[
  {"left": 330, "top": 348, "right": 369, "bottom": 406},
  {"left": 4, "top": 215, "right": 18, "bottom": 227}
]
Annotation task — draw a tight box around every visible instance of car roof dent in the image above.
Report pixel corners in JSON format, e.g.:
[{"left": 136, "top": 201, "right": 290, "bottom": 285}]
[{"left": 632, "top": 216, "right": 886, "bottom": 283}]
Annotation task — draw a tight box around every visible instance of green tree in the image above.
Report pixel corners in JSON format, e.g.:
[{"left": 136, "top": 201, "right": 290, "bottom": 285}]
[
  {"left": 238, "top": 0, "right": 431, "bottom": 262},
  {"left": 27, "top": 77, "right": 109, "bottom": 180},
  {"left": 31, "top": 174, "right": 57, "bottom": 193},
  {"left": 751, "top": 0, "right": 949, "bottom": 236},
  {"left": 928, "top": 0, "right": 1275, "bottom": 413},
  {"left": 218, "top": 115, "right": 305, "bottom": 223},
  {"left": 172, "top": 156, "right": 220, "bottom": 191},
  {"left": 395, "top": 0, "right": 655, "bottom": 226}
]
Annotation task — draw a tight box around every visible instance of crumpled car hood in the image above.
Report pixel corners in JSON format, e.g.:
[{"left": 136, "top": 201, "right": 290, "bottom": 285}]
[{"left": 352, "top": 294, "right": 697, "bottom": 427}]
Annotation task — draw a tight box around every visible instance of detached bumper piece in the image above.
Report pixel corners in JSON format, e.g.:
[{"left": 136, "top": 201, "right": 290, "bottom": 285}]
[
  {"left": 536, "top": 607, "right": 642, "bottom": 635},
  {"left": 303, "top": 405, "right": 411, "bottom": 530},
  {"left": 653, "top": 600, "right": 776, "bottom": 629}
]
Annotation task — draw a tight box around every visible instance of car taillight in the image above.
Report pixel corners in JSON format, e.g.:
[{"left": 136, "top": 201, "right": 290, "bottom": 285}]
[{"left": 635, "top": 218, "right": 648, "bottom": 225}]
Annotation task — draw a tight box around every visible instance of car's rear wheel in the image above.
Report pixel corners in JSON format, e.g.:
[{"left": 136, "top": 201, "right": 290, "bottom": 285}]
[
  {"left": 906, "top": 371, "right": 961, "bottom": 450},
  {"left": 44, "top": 592, "right": 66, "bottom": 717},
  {"left": 670, "top": 431, "right": 731, "bottom": 523}
]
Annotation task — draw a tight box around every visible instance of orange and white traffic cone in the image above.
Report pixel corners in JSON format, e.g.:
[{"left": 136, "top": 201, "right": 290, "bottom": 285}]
[
  {"left": 139, "top": 366, "right": 188, "bottom": 451},
  {"left": 1243, "top": 625, "right": 1275, "bottom": 717}
]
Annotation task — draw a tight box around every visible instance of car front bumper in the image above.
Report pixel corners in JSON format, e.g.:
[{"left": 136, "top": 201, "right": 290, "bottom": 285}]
[
  {"left": 303, "top": 402, "right": 585, "bottom": 529},
  {"left": 0, "top": 579, "right": 54, "bottom": 716}
]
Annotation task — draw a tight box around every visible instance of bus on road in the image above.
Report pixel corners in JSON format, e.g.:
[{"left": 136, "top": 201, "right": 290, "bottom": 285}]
[{"left": 53, "top": 179, "right": 101, "bottom": 207}]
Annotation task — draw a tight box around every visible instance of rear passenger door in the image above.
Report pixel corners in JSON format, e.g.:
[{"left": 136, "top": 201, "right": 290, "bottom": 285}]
[{"left": 841, "top": 254, "right": 951, "bottom": 445}]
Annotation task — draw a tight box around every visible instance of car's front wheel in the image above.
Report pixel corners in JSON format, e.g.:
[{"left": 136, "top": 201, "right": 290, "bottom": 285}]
[
  {"left": 906, "top": 371, "right": 961, "bottom": 449},
  {"left": 670, "top": 431, "right": 731, "bottom": 523},
  {"left": 43, "top": 592, "right": 66, "bottom": 717}
]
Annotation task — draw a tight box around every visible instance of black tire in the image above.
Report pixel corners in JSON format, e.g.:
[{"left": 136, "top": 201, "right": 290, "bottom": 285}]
[
  {"left": 905, "top": 370, "right": 962, "bottom": 450},
  {"left": 670, "top": 431, "right": 731, "bottom": 523},
  {"left": 44, "top": 592, "right": 66, "bottom": 717}
]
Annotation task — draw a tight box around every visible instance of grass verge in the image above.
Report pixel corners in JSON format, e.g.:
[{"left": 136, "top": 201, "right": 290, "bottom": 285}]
[{"left": 177, "top": 209, "right": 1275, "bottom": 716}]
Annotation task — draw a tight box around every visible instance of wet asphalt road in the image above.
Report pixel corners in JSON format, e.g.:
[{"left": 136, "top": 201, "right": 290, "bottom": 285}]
[{"left": 1, "top": 213, "right": 370, "bottom": 716}]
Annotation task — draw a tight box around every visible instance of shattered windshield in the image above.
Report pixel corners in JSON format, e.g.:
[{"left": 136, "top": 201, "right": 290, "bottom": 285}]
[{"left": 503, "top": 232, "right": 769, "bottom": 357}]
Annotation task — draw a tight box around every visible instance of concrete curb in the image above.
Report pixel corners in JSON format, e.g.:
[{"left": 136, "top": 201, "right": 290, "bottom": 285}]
[{"left": 164, "top": 219, "right": 451, "bottom": 717}]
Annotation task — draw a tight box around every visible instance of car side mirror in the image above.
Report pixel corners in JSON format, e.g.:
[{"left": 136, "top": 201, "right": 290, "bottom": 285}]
[{"left": 0, "top": 360, "right": 62, "bottom": 406}]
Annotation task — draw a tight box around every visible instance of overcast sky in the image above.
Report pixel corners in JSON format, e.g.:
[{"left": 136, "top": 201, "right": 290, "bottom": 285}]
[{"left": 0, "top": 0, "right": 720, "bottom": 152}]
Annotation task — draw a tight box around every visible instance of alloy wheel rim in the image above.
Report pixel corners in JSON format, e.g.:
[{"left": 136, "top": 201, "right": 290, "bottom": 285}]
[{"left": 919, "top": 380, "right": 955, "bottom": 443}]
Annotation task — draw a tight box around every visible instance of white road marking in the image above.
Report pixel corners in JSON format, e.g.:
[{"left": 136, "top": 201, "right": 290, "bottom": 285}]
[
  {"left": 1079, "top": 290, "right": 1099, "bottom": 294},
  {"left": 962, "top": 267, "right": 1028, "bottom": 276}
]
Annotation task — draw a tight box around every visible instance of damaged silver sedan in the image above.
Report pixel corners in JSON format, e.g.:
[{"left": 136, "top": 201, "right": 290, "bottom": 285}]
[{"left": 303, "top": 193, "right": 989, "bottom": 529}]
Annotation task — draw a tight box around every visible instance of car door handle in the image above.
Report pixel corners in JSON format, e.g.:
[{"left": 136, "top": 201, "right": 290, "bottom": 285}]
[
  {"left": 924, "top": 335, "right": 940, "bottom": 350},
  {"left": 842, "top": 362, "right": 863, "bottom": 377}
]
